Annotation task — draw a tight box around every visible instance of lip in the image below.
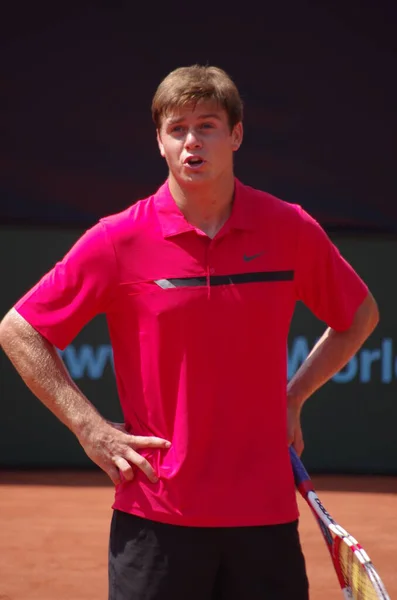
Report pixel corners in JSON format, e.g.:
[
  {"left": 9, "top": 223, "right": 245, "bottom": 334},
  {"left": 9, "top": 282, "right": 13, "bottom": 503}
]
[{"left": 183, "top": 155, "right": 206, "bottom": 168}]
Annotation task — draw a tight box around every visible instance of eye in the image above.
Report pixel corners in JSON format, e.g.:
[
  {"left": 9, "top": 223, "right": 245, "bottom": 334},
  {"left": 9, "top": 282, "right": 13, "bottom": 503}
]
[
  {"left": 170, "top": 125, "right": 185, "bottom": 134},
  {"left": 200, "top": 122, "right": 214, "bottom": 129}
]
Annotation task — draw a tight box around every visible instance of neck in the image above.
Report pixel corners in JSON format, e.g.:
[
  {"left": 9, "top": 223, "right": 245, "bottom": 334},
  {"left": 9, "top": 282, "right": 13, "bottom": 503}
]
[{"left": 168, "top": 173, "right": 235, "bottom": 238}]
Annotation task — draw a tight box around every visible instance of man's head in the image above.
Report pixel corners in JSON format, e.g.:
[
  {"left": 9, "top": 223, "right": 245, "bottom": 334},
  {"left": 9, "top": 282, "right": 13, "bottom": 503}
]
[
  {"left": 152, "top": 64, "right": 243, "bottom": 132},
  {"left": 152, "top": 65, "right": 244, "bottom": 188}
]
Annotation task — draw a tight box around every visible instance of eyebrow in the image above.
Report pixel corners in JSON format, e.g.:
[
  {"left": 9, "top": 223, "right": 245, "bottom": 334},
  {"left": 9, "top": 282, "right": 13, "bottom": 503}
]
[{"left": 167, "top": 113, "right": 222, "bottom": 125}]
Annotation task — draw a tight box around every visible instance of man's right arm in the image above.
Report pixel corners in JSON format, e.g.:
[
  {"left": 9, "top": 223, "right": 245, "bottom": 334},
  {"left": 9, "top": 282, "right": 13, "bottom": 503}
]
[{"left": 0, "top": 308, "right": 170, "bottom": 484}]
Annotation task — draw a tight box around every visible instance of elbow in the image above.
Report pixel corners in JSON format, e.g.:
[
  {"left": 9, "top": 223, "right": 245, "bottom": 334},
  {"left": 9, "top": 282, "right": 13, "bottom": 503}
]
[
  {"left": 0, "top": 310, "right": 13, "bottom": 348},
  {"left": 362, "top": 291, "right": 380, "bottom": 335},
  {"left": 0, "top": 308, "right": 23, "bottom": 350}
]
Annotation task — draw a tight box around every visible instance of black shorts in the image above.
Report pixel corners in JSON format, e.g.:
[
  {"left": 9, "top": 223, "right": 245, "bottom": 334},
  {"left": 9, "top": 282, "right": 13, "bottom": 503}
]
[{"left": 108, "top": 510, "right": 309, "bottom": 600}]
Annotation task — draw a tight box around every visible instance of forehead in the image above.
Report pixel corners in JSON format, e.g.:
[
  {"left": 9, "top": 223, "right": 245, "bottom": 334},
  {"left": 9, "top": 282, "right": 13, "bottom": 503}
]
[{"left": 162, "top": 100, "right": 228, "bottom": 126}]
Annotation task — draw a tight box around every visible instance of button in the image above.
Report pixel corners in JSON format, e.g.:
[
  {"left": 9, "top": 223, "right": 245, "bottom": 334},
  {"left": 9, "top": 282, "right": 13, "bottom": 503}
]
[{"left": 209, "top": 267, "right": 215, "bottom": 274}]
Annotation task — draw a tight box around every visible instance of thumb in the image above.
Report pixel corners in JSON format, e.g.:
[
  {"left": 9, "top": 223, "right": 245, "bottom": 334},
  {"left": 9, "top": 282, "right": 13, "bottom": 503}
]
[
  {"left": 287, "top": 419, "right": 295, "bottom": 446},
  {"left": 287, "top": 427, "right": 295, "bottom": 446}
]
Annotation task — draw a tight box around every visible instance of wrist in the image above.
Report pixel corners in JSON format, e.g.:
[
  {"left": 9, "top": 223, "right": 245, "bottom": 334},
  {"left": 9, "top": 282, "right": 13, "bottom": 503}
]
[
  {"left": 72, "top": 410, "right": 105, "bottom": 443},
  {"left": 286, "top": 388, "right": 305, "bottom": 410}
]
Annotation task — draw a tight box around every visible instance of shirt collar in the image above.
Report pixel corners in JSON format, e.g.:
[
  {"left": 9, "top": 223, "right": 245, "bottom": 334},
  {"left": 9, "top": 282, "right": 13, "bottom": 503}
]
[{"left": 154, "top": 178, "right": 256, "bottom": 238}]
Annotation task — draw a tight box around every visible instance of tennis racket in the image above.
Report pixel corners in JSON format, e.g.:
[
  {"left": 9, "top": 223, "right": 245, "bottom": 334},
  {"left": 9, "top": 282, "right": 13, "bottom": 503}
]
[{"left": 289, "top": 446, "right": 390, "bottom": 599}]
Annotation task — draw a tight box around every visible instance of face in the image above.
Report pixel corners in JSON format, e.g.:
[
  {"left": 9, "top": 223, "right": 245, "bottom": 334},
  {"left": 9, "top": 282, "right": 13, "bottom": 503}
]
[{"left": 156, "top": 101, "right": 243, "bottom": 187}]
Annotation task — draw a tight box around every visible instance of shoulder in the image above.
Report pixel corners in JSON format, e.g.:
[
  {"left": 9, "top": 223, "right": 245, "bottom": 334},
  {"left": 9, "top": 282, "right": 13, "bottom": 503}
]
[
  {"left": 99, "top": 190, "right": 159, "bottom": 241},
  {"left": 237, "top": 180, "right": 307, "bottom": 230}
]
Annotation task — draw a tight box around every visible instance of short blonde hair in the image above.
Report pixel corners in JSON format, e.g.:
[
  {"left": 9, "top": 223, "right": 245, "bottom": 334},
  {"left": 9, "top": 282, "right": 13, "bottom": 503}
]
[{"left": 152, "top": 64, "right": 243, "bottom": 130}]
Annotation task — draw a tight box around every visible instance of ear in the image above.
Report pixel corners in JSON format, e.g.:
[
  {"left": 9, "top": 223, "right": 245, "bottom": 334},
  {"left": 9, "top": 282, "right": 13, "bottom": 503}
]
[
  {"left": 157, "top": 129, "right": 166, "bottom": 157},
  {"left": 231, "top": 122, "right": 243, "bottom": 152}
]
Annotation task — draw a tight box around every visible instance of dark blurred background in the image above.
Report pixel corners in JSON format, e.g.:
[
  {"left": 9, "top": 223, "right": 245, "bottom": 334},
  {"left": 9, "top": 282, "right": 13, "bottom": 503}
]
[
  {"left": 1, "top": 2, "right": 397, "bottom": 472},
  {"left": 1, "top": 1, "right": 396, "bottom": 231}
]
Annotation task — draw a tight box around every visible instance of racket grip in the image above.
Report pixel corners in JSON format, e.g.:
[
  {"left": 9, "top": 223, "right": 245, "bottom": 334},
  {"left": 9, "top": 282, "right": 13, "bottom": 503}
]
[{"left": 289, "top": 446, "right": 312, "bottom": 488}]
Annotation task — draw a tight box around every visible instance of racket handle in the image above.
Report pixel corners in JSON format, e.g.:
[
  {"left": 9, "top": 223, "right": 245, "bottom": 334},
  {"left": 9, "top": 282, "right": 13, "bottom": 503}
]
[{"left": 289, "top": 446, "right": 312, "bottom": 489}]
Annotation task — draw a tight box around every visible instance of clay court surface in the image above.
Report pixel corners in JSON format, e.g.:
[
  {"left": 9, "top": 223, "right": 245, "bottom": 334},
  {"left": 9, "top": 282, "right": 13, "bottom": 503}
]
[{"left": 0, "top": 471, "right": 396, "bottom": 600}]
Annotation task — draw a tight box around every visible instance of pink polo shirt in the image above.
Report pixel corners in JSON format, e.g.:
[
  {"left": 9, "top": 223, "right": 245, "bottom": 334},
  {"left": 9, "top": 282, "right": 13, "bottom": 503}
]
[{"left": 15, "top": 179, "right": 368, "bottom": 527}]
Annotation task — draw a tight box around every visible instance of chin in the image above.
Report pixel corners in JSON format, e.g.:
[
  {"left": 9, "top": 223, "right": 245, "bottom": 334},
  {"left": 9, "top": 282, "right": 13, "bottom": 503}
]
[{"left": 178, "top": 170, "right": 213, "bottom": 186}]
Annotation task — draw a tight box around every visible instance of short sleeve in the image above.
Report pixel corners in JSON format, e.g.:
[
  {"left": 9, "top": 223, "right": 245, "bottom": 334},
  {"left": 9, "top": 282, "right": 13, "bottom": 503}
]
[
  {"left": 294, "top": 207, "right": 368, "bottom": 331},
  {"left": 14, "top": 221, "right": 117, "bottom": 349}
]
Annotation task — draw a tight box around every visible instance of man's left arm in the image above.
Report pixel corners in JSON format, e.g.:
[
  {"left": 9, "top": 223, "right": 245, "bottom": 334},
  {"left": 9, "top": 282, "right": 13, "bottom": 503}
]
[
  {"left": 289, "top": 207, "right": 380, "bottom": 454},
  {"left": 287, "top": 292, "right": 379, "bottom": 454}
]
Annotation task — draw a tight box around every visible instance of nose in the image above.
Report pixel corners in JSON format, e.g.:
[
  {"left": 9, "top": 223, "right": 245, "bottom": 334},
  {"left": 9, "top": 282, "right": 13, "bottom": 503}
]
[{"left": 184, "top": 129, "right": 202, "bottom": 150}]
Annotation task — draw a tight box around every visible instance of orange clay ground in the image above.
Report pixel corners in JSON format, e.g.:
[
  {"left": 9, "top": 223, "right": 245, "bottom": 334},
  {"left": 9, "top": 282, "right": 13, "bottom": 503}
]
[{"left": 0, "top": 470, "right": 396, "bottom": 599}]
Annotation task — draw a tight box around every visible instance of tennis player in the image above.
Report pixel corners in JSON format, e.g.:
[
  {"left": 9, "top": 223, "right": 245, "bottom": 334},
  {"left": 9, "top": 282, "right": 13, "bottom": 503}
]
[{"left": 0, "top": 65, "right": 379, "bottom": 599}]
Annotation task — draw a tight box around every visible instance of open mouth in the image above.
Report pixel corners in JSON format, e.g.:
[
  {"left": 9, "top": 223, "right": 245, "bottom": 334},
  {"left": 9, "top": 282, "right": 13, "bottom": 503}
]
[{"left": 185, "top": 157, "right": 205, "bottom": 168}]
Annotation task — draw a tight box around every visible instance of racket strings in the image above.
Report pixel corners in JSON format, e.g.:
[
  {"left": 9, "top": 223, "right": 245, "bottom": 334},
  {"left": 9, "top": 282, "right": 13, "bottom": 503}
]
[{"left": 338, "top": 542, "right": 383, "bottom": 600}]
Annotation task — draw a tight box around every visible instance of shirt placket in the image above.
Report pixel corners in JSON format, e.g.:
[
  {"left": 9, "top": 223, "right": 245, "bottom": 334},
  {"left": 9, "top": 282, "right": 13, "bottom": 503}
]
[{"left": 205, "top": 239, "right": 217, "bottom": 299}]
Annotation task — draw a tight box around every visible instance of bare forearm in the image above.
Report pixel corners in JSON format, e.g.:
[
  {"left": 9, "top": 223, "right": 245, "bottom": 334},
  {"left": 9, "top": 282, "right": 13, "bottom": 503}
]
[
  {"left": 287, "top": 293, "right": 379, "bottom": 408},
  {"left": 0, "top": 310, "right": 172, "bottom": 485},
  {"left": 0, "top": 309, "right": 103, "bottom": 439},
  {"left": 287, "top": 326, "right": 362, "bottom": 405}
]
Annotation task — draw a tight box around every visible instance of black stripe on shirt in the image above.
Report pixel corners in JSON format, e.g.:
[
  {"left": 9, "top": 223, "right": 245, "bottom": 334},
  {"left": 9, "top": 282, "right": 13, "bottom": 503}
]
[{"left": 155, "top": 270, "right": 294, "bottom": 288}]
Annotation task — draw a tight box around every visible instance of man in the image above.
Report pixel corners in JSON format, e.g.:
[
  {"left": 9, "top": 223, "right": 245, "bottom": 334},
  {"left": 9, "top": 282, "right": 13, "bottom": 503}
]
[{"left": 0, "top": 65, "right": 379, "bottom": 599}]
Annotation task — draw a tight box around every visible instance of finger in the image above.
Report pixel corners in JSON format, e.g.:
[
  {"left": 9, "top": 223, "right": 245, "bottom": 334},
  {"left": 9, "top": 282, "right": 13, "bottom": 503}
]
[
  {"left": 113, "top": 456, "right": 135, "bottom": 482},
  {"left": 130, "top": 436, "right": 171, "bottom": 449},
  {"left": 106, "top": 464, "right": 122, "bottom": 486},
  {"left": 124, "top": 450, "right": 159, "bottom": 483}
]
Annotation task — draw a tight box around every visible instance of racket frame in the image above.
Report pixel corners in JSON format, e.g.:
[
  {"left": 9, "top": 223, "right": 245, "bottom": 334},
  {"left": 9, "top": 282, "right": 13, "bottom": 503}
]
[{"left": 289, "top": 447, "right": 390, "bottom": 600}]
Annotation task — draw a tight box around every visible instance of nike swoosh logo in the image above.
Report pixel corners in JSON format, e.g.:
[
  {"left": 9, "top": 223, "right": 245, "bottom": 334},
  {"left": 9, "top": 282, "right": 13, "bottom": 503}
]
[{"left": 243, "top": 252, "right": 264, "bottom": 262}]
